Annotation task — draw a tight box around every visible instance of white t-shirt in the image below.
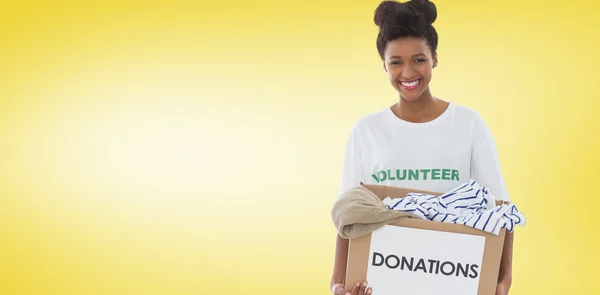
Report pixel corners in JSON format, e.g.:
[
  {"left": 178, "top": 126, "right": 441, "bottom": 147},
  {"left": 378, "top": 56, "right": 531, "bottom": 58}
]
[{"left": 338, "top": 102, "right": 510, "bottom": 201}]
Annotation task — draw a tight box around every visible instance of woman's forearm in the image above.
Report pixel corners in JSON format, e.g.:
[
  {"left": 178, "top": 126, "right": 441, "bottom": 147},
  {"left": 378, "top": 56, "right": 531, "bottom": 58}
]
[{"left": 331, "top": 234, "right": 350, "bottom": 288}]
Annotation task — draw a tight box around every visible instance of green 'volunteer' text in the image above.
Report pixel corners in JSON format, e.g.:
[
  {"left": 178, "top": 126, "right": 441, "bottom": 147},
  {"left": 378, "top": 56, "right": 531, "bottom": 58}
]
[{"left": 371, "top": 169, "right": 459, "bottom": 183}]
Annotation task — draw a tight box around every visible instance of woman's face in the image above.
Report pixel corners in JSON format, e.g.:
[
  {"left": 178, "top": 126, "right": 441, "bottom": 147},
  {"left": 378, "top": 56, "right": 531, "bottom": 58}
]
[{"left": 383, "top": 37, "right": 437, "bottom": 101}]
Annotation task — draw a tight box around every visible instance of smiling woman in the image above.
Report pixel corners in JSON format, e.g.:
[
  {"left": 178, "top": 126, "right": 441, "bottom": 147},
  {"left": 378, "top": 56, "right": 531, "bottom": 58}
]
[
  {"left": 375, "top": 0, "right": 438, "bottom": 103},
  {"left": 331, "top": 1, "right": 514, "bottom": 295}
]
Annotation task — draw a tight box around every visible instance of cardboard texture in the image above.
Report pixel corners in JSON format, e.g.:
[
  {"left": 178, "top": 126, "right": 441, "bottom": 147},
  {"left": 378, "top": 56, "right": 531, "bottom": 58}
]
[{"left": 344, "top": 183, "right": 506, "bottom": 295}]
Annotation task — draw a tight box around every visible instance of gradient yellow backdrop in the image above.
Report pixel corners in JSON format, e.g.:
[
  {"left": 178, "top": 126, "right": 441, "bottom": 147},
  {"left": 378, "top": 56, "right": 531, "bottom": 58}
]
[{"left": 1, "top": 0, "right": 599, "bottom": 294}]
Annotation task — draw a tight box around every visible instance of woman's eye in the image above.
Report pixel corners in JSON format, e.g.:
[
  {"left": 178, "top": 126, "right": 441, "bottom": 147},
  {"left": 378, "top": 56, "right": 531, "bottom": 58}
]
[
  {"left": 391, "top": 61, "right": 401, "bottom": 65},
  {"left": 415, "top": 59, "right": 426, "bottom": 63}
]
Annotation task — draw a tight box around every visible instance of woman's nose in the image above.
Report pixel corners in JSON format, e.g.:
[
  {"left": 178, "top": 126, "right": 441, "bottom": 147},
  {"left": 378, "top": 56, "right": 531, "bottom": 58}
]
[{"left": 401, "top": 65, "right": 417, "bottom": 79}]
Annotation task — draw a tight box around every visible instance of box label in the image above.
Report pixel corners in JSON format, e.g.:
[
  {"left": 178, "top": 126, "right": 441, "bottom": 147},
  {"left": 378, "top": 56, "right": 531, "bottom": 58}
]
[{"left": 366, "top": 225, "right": 486, "bottom": 295}]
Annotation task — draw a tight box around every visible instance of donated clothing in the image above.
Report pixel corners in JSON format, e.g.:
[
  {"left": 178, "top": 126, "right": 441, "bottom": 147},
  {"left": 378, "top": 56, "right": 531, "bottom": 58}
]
[
  {"left": 331, "top": 186, "right": 420, "bottom": 239},
  {"left": 338, "top": 102, "right": 511, "bottom": 202},
  {"left": 382, "top": 180, "right": 526, "bottom": 235}
]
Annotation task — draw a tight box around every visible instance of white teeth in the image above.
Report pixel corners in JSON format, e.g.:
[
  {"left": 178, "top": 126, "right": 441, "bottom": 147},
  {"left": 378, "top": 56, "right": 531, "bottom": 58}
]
[{"left": 401, "top": 79, "right": 420, "bottom": 87}]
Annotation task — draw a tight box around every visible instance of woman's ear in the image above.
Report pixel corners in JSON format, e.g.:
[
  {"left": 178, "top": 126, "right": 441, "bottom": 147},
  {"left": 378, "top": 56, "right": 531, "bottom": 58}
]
[
  {"left": 383, "top": 62, "right": 388, "bottom": 72},
  {"left": 433, "top": 54, "right": 438, "bottom": 68}
]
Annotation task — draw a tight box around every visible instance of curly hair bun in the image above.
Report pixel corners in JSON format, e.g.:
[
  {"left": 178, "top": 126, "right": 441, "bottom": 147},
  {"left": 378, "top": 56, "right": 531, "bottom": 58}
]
[{"left": 374, "top": 0, "right": 437, "bottom": 35}]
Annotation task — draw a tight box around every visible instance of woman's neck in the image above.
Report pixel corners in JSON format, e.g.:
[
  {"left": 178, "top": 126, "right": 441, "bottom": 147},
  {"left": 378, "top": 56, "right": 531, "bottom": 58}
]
[{"left": 392, "top": 89, "right": 448, "bottom": 123}]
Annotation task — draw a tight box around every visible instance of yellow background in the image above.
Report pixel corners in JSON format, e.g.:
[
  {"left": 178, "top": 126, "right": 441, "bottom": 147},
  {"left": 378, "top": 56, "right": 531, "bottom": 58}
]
[{"left": 1, "top": 0, "right": 599, "bottom": 294}]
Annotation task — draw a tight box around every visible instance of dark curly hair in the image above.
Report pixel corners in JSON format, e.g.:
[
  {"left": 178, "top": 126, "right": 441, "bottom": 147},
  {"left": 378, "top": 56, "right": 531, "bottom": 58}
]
[{"left": 374, "top": 0, "right": 438, "bottom": 60}]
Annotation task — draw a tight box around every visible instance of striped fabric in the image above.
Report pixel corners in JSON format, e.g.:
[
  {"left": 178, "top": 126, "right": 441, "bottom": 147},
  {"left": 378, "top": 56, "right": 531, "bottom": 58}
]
[{"left": 381, "top": 179, "right": 526, "bottom": 235}]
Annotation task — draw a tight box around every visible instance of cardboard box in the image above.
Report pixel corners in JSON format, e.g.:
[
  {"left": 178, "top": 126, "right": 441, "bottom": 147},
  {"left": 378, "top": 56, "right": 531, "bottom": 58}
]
[{"left": 344, "top": 183, "right": 506, "bottom": 295}]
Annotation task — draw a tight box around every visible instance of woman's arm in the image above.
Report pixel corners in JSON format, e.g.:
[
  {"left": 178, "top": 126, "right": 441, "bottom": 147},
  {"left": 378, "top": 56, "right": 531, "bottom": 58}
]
[
  {"left": 332, "top": 123, "right": 368, "bottom": 294},
  {"left": 469, "top": 113, "right": 513, "bottom": 294},
  {"left": 331, "top": 234, "right": 370, "bottom": 295},
  {"left": 330, "top": 234, "right": 349, "bottom": 290}
]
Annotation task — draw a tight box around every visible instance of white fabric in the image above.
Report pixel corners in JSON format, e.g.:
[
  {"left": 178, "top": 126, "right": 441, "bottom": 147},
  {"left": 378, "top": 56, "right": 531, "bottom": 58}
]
[
  {"left": 338, "top": 102, "right": 510, "bottom": 201},
  {"left": 382, "top": 179, "right": 525, "bottom": 235}
]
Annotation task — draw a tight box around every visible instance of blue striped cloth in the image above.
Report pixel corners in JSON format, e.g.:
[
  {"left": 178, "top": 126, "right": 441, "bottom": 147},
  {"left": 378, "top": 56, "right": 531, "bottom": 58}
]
[{"left": 381, "top": 179, "right": 526, "bottom": 235}]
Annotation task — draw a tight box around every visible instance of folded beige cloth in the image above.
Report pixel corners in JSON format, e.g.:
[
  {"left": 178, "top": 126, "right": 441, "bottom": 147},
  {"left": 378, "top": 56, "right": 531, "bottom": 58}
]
[{"left": 331, "top": 186, "right": 420, "bottom": 239}]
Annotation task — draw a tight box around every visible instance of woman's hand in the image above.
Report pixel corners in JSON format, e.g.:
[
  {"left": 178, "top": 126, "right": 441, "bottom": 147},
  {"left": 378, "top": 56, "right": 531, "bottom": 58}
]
[{"left": 332, "top": 281, "right": 372, "bottom": 295}]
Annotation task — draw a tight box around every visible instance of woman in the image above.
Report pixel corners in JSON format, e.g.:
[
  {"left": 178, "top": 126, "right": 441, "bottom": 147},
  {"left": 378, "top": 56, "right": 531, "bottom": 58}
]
[{"left": 330, "top": 1, "right": 514, "bottom": 294}]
